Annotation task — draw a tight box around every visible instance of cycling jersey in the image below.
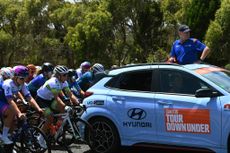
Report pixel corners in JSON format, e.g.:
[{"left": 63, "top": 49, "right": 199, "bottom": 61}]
[
  {"left": 76, "top": 71, "right": 94, "bottom": 92},
  {"left": 37, "top": 77, "right": 69, "bottom": 101},
  {"left": 0, "top": 79, "right": 31, "bottom": 115},
  {"left": 76, "top": 68, "right": 83, "bottom": 78},
  {"left": 27, "top": 73, "right": 47, "bottom": 97},
  {"left": 68, "top": 80, "right": 82, "bottom": 98},
  {"left": 2, "top": 79, "right": 31, "bottom": 100}
]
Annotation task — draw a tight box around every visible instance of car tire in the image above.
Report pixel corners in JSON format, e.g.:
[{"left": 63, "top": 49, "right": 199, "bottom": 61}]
[{"left": 89, "top": 117, "right": 120, "bottom": 153}]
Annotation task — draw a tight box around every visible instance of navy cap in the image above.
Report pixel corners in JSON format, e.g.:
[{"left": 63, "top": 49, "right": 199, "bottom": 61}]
[{"left": 178, "top": 24, "right": 191, "bottom": 32}]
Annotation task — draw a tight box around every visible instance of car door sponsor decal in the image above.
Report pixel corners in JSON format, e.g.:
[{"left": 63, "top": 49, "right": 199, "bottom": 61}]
[
  {"left": 87, "top": 100, "right": 104, "bottom": 105},
  {"left": 123, "top": 108, "right": 152, "bottom": 128},
  {"left": 165, "top": 108, "right": 210, "bottom": 134}
]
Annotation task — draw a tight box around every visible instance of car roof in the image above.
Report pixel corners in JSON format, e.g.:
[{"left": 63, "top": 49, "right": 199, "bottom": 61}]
[{"left": 108, "top": 63, "right": 217, "bottom": 75}]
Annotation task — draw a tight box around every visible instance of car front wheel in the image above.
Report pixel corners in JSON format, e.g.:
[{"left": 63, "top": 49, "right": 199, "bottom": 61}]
[{"left": 89, "top": 117, "right": 120, "bottom": 153}]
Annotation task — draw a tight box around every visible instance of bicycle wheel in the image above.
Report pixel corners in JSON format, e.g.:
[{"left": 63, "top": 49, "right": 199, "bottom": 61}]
[
  {"left": 72, "top": 118, "right": 95, "bottom": 147},
  {"left": 56, "top": 118, "right": 94, "bottom": 147},
  {"left": 56, "top": 122, "right": 75, "bottom": 146},
  {"left": 14, "top": 126, "right": 50, "bottom": 153}
]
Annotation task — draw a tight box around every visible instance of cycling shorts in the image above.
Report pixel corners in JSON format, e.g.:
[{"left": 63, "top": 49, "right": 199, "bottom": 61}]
[
  {"left": 35, "top": 96, "right": 53, "bottom": 108},
  {"left": 35, "top": 96, "right": 59, "bottom": 116}
]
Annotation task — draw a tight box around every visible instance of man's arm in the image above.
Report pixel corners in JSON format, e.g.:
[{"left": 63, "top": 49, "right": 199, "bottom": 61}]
[
  {"left": 168, "top": 42, "right": 177, "bottom": 63},
  {"left": 200, "top": 46, "right": 210, "bottom": 61}
]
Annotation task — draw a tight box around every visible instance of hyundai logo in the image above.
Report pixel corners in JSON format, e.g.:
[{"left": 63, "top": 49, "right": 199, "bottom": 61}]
[{"left": 127, "top": 108, "right": 147, "bottom": 120}]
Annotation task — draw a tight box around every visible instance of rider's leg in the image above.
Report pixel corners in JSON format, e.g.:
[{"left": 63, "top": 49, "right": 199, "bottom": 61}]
[{"left": 2, "top": 106, "right": 15, "bottom": 144}]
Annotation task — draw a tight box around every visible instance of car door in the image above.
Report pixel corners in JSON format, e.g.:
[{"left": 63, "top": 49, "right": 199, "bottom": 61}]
[
  {"left": 155, "top": 67, "right": 221, "bottom": 148},
  {"left": 106, "top": 68, "right": 157, "bottom": 143}
]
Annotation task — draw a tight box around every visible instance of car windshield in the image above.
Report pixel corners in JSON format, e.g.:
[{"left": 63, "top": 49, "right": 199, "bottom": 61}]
[{"left": 195, "top": 67, "right": 230, "bottom": 93}]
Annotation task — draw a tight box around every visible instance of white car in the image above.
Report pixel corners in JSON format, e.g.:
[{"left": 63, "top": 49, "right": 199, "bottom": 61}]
[{"left": 81, "top": 63, "right": 230, "bottom": 153}]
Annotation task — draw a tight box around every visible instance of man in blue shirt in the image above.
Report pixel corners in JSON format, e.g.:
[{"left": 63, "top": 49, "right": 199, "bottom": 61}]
[{"left": 169, "top": 24, "right": 210, "bottom": 64}]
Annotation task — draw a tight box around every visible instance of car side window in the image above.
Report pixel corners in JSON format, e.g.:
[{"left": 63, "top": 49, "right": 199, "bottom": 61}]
[
  {"left": 160, "top": 70, "right": 209, "bottom": 95},
  {"left": 107, "top": 70, "right": 152, "bottom": 92}
]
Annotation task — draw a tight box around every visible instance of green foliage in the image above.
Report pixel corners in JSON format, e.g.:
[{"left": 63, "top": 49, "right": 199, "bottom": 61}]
[
  {"left": 0, "top": 30, "right": 12, "bottom": 65},
  {"left": 160, "top": 0, "right": 190, "bottom": 54},
  {"left": 185, "top": 0, "right": 220, "bottom": 40},
  {"left": 225, "top": 64, "right": 230, "bottom": 70},
  {"left": 146, "top": 48, "right": 168, "bottom": 63},
  {"left": 0, "top": 0, "right": 228, "bottom": 68},
  {"left": 105, "top": 0, "right": 165, "bottom": 65},
  {"left": 205, "top": 0, "right": 230, "bottom": 66},
  {"left": 66, "top": 4, "right": 113, "bottom": 67},
  {"left": 161, "top": 0, "right": 186, "bottom": 24}
]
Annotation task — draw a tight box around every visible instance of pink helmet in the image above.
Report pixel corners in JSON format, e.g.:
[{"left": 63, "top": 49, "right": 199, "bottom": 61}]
[{"left": 13, "top": 65, "right": 29, "bottom": 77}]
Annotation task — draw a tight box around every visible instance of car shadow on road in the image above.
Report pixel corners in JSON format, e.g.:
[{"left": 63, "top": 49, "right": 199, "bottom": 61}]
[{"left": 84, "top": 146, "right": 212, "bottom": 153}]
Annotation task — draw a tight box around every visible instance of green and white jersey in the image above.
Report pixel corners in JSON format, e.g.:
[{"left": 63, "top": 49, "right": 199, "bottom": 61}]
[{"left": 37, "top": 77, "right": 69, "bottom": 100}]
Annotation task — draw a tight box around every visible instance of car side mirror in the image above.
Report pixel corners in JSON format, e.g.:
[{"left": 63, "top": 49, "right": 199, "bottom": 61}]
[{"left": 195, "top": 88, "right": 221, "bottom": 98}]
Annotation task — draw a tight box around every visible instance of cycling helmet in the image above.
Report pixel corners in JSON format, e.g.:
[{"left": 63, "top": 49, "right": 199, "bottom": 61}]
[
  {"left": 53, "top": 65, "right": 69, "bottom": 74},
  {"left": 27, "top": 64, "right": 36, "bottom": 71},
  {"left": 0, "top": 67, "right": 14, "bottom": 79},
  {"left": 41, "top": 62, "right": 54, "bottom": 72},
  {"left": 80, "top": 61, "right": 91, "bottom": 69},
  {"left": 92, "top": 63, "right": 104, "bottom": 74},
  {"left": 13, "top": 65, "right": 29, "bottom": 78},
  {"left": 68, "top": 69, "right": 76, "bottom": 77}
]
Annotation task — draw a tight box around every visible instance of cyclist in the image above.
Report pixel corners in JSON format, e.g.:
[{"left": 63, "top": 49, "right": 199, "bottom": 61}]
[
  {"left": 0, "top": 67, "right": 14, "bottom": 84},
  {"left": 0, "top": 65, "right": 43, "bottom": 144},
  {"left": 76, "top": 61, "right": 91, "bottom": 79},
  {"left": 35, "top": 65, "right": 79, "bottom": 134},
  {"left": 27, "top": 62, "right": 54, "bottom": 98},
  {"left": 25, "top": 64, "right": 37, "bottom": 83},
  {"left": 76, "top": 63, "right": 105, "bottom": 92},
  {"left": 67, "top": 69, "right": 85, "bottom": 100}
]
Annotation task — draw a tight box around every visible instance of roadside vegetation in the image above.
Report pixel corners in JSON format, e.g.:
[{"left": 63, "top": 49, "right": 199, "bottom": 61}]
[{"left": 0, "top": 0, "right": 229, "bottom": 68}]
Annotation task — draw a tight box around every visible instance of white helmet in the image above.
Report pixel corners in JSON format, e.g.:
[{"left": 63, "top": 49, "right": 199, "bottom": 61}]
[
  {"left": 53, "top": 65, "right": 69, "bottom": 74},
  {"left": 92, "top": 63, "right": 104, "bottom": 74},
  {"left": 1, "top": 67, "right": 14, "bottom": 79}
]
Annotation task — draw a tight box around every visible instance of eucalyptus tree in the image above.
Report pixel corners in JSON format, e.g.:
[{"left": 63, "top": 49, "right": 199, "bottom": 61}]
[
  {"left": 15, "top": 0, "right": 65, "bottom": 65},
  {"left": 184, "top": 0, "right": 220, "bottom": 40},
  {"left": 66, "top": 1, "right": 114, "bottom": 67},
  {"left": 0, "top": 0, "right": 21, "bottom": 66},
  {"left": 105, "top": 0, "right": 165, "bottom": 65},
  {"left": 160, "top": 0, "right": 190, "bottom": 53}
]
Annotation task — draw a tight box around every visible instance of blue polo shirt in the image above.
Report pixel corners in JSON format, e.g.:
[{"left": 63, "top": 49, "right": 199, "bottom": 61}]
[{"left": 170, "top": 38, "right": 206, "bottom": 64}]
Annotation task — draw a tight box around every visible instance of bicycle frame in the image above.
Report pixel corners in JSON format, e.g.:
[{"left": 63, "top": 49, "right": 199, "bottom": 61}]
[
  {"left": 38, "top": 108, "right": 82, "bottom": 142},
  {"left": 53, "top": 111, "right": 80, "bottom": 141}
]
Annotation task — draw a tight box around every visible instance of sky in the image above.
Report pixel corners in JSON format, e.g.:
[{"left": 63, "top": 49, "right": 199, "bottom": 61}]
[{"left": 65, "top": 0, "right": 81, "bottom": 3}]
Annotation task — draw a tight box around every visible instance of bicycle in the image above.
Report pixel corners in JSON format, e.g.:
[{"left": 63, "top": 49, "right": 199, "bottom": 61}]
[
  {"left": 7, "top": 101, "right": 51, "bottom": 153},
  {"left": 36, "top": 103, "right": 94, "bottom": 153}
]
